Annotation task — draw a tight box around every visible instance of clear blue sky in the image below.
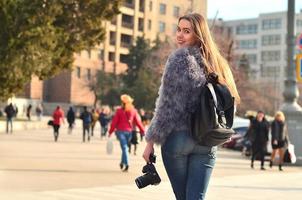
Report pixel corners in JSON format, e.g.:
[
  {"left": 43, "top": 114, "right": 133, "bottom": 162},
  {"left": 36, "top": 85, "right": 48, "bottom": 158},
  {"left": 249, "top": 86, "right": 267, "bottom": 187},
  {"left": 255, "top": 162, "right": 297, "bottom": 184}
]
[{"left": 208, "top": 0, "right": 302, "bottom": 20}]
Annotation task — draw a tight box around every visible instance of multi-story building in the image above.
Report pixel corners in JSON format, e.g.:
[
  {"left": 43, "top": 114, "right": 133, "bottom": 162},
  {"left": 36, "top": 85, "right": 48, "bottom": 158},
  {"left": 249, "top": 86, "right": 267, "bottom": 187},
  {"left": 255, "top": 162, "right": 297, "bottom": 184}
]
[
  {"left": 20, "top": 0, "right": 207, "bottom": 112},
  {"left": 217, "top": 11, "right": 302, "bottom": 109}
]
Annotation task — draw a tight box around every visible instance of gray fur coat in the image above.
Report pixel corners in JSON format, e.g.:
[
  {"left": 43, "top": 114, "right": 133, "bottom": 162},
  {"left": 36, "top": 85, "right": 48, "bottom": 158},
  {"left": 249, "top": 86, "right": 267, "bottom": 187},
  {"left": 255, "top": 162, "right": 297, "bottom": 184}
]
[{"left": 145, "top": 45, "right": 207, "bottom": 145}]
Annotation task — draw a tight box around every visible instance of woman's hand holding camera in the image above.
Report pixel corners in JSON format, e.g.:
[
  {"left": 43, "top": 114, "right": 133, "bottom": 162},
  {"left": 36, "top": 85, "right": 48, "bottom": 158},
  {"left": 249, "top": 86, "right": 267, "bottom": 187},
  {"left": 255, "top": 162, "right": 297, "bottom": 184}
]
[{"left": 143, "top": 142, "right": 154, "bottom": 163}]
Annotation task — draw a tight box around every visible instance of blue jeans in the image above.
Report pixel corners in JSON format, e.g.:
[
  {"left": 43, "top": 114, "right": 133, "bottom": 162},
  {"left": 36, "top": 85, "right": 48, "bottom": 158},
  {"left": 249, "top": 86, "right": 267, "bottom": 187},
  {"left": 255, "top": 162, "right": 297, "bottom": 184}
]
[
  {"left": 6, "top": 118, "right": 13, "bottom": 133},
  {"left": 161, "top": 131, "right": 217, "bottom": 200},
  {"left": 116, "top": 131, "right": 132, "bottom": 166}
]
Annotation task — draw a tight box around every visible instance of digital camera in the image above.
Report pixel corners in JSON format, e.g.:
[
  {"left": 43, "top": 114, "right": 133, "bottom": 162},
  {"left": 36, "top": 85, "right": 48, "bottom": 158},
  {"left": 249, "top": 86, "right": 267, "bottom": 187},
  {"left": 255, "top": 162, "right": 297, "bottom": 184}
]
[{"left": 135, "top": 154, "right": 161, "bottom": 189}]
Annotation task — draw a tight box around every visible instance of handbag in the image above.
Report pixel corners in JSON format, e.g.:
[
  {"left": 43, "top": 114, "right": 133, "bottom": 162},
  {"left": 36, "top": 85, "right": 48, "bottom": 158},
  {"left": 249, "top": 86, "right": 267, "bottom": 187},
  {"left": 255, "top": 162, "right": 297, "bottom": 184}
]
[
  {"left": 47, "top": 120, "right": 54, "bottom": 126},
  {"left": 191, "top": 73, "right": 235, "bottom": 147}
]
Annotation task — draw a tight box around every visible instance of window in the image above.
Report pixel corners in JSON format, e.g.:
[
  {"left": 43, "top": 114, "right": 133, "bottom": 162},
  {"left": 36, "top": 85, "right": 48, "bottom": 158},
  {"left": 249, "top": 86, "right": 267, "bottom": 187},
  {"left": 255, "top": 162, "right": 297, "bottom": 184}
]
[
  {"left": 236, "top": 24, "right": 258, "bottom": 35},
  {"left": 88, "top": 50, "right": 91, "bottom": 59},
  {"left": 262, "top": 35, "right": 281, "bottom": 46},
  {"left": 148, "top": 20, "right": 152, "bottom": 30},
  {"left": 262, "top": 18, "right": 282, "bottom": 30},
  {"left": 173, "top": 6, "right": 180, "bottom": 18},
  {"left": 159, "top": 21, "right": 166, "bottom": 32},
  {"left": 261, "top": 51, "right": 280, "bottom": 61},
  {"left": 87, "top": 69, "right": 91, "bottom": 80},
  {"left": 159, "top": 3, "right": 166, "bottom": 15},
  {"left": 76, "top": 67, "right": 81, "bottom": 78},
  {"left": 238, "top": 39, "right": 257, "bottom": 49},
  {"left": 122, "top": 14, "right": 134, "bottom": 29},
  {"left": 121, "top": 34, "right": 132, "bottom": 47},
  {"left": 246, "top": 54, "right": 257, "bottom": 64},
  {"left": 296, "top": 19, "right": 302, "bottom": 27},
  {"left": 120, "top": 54, "right": 129, "bottom": 63},
  {"left": 124, "top": 0, "right": 134, "bottom": 8},
  {"left": 109, "top": 52, "right": 115, "bottom": 62},
  {"left": 138, "top": 18, "right": 144, "bottom": 31},
  {"left": 139, "top": 0, "right": 145, "bottom": 12},
  {"left": 149, "top": 1, "right": 152, "bottom": 11},
  {"left": 110, "top": 31, "right": 116, "bottom": 45},
  {"left": 98, "top": 50, "right": 104, "bottom": 60}
]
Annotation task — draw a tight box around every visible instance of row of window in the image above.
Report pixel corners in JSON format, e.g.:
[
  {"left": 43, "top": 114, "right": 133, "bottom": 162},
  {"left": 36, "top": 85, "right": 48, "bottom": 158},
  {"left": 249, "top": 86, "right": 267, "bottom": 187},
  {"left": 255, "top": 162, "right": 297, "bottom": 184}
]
[
  {"left": 237, "top": 40, "right": 257, "bottom": 49},
  {"left": 261, "top": 51, "right": 280, "bottom": 61},
  {"left": 236, "top": 17, "right": 302, "bottom": 35},
  {"left": 237, "top": 34, "right": 282, "bottom": 49},
  {"left": 123, "top": 0, "right": 145, "bottom": 12},
  {"left": 261, "top": 66, "right": 280, "bottom": 78},
  {"left": 108, "top": 52, "right": 129, "bottom": 63},
  {"left": 236, "top": 18, "right": 282, "bottom": 35},
  {"left": 236, "top": 24, "right": 258, "bottom": 35},
  {"left": 159, "top": 3, "right": 180, "bottom": 18},
  {"left": 76, "top": 67, "right": 92, "bottom": 80},
  {"left": 242, "top": 50, "right": 282, "bottom": 64},
  {"left": 242, "top": 51, "right": 280, "bottom": 62}
]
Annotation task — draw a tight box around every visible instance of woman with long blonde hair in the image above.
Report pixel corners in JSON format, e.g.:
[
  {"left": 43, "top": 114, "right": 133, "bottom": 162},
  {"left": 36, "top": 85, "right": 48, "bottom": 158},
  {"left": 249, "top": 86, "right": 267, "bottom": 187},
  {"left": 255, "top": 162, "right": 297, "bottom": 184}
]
[
  {"left": 270, "top": 111, "right": 289, "bottom": 171},
  {"left": 108, "top": 94, "right": 145, "bottom": 172},
  {"left": 143, "top": 13, "right": 239, "bottom": 200}
]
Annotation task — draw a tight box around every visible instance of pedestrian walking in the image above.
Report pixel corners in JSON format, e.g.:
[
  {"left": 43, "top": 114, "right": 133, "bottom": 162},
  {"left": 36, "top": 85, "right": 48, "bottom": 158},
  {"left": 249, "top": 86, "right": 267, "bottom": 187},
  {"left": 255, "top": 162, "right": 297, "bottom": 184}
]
[
  {"left": 80, "top": 106, "right": 92, "bottom": 142},
  {"left": 128, "top": 124, "right": 143, "bottom": 156},
  {"left": 52, "top": 106, "right": 65, "bottom": 142},
  {"left": 99, "top": 106, "right": 111, "bottom": 139},
  {"left": 108, "top": 94, "right": 145, "bottom": 172},
  {"left": 35, "top": 104, "right": 43, "bottom": 121},
  {"left": 66, "top": 106, "right": 76, "bottom": 134},
  {"left": 138, "top": 109, "right": 148, "bottom": 142},
  {"left": 91, "top": 108, "right": 99, "bottom": 137},
  {"left": 142, "top": 13, "right": 240, "bottom": 200},
  {"left": 26, "top": 104, "right": 32, "bottom": 121},
  {"left": 249, "top": 111, "right": 269, "bottom": 170},
  {"left": 270, "top": 111, "right": 289, "bottom": 171},
  {"left": 4, "top": 103, "right": 16, "bottom": 134}
]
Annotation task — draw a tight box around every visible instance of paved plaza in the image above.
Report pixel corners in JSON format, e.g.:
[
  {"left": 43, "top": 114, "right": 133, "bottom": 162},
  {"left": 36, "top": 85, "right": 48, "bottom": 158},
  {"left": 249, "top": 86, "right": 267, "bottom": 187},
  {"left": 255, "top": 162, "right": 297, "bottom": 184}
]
[{"left": 0, "top": 125, "right": 301, "bottom": 200}]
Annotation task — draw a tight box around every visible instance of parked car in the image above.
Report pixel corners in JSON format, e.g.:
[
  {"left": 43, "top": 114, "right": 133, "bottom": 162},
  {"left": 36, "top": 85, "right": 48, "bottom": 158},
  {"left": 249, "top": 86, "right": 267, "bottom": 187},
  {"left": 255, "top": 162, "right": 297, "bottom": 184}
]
[{"left": 222, "top": 117, "right": 250, "bottom": 150}]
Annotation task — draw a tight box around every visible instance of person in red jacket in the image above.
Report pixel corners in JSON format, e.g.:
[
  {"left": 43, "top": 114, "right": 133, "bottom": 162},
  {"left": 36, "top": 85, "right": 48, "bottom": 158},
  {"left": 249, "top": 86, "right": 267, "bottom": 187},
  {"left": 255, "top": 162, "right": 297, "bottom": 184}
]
[
  {"left": 52, "top": 106, "right": 65, "bottom": 142},
  {"left": 109, "top": 94, "right": 145, "bottom": 172}
]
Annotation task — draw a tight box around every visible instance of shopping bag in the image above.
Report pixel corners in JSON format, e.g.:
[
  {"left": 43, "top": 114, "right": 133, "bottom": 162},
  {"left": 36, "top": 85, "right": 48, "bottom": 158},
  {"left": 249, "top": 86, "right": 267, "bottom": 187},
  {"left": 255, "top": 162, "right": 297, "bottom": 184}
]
[
  {"left": 287, "top": 143, "right": 297, "bottom": 164},
  {"left": 106, "top": 138, "right": 113, "bottom": 155}
]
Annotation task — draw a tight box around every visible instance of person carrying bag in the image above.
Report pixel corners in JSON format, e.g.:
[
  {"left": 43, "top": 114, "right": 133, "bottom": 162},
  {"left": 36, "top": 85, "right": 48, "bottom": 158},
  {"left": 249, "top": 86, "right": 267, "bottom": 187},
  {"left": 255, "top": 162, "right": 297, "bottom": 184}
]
[{"left": 108, "top": 94, "right": 145, "bottom": 172}]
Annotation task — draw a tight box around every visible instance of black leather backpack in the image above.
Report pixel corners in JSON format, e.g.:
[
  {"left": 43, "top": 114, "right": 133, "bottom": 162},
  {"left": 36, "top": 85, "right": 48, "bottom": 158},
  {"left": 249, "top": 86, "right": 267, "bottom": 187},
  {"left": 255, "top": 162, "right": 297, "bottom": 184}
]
[{"left": 191, "top": 73, "right": 235, "bottom": 147}]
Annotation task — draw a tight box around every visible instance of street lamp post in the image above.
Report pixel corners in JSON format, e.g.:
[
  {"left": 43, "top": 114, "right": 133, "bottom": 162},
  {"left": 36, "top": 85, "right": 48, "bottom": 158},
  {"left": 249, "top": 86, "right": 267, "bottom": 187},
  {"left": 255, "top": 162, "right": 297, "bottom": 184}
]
[
  {"left": 281, "top": 0, "right": 302, "bottom": 165},
  {"left": 281, "top": 0, "right": 301, "bottom": 111}
]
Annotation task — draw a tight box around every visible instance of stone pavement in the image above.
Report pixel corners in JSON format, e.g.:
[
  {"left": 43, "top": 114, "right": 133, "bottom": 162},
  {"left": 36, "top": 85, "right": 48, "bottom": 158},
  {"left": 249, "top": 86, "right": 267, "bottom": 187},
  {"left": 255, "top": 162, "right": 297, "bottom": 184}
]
[{"left": 0, "top": 125, "right": 301, "bottom": 200}]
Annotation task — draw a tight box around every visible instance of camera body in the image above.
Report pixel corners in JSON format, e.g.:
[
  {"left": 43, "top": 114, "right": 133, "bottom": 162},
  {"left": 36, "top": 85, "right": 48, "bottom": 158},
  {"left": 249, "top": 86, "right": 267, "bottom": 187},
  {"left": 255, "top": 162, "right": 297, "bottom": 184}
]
[{"left": 135, "top": 154, "right": 161, "bottom": 189}]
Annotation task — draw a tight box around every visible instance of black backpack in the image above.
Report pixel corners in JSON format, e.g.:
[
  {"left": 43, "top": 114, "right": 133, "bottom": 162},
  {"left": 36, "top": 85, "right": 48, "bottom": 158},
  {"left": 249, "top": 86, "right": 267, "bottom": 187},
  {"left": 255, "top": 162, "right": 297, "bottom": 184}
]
[{"left": 191, "top": 73, "right": 235, "bottom": 147}]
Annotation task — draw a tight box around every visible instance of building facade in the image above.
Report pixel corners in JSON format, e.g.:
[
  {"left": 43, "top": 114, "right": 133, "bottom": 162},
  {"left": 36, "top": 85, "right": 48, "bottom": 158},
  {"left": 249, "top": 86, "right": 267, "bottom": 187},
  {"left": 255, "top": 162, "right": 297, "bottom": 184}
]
[
  {"left": 219, "top": 11, "right": 302, "bottom": 109},
  {"left": 22, "top": 0, "right": 207, "bottom": 109}
]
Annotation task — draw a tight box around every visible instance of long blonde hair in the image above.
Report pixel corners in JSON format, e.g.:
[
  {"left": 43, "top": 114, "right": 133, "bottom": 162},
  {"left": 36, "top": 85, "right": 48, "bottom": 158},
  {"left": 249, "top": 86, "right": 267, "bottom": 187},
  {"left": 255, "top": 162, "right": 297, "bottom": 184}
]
[
  {"left": 275, "top": 111, "right": 285, "bottom": 122},
  {"left": 179, "top": 13, "right": 240, "bottom": 104}
]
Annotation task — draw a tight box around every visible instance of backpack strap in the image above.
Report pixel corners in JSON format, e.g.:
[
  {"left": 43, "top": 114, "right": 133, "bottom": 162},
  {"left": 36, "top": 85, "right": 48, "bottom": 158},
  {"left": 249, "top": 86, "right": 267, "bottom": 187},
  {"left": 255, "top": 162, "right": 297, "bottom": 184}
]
[{"left": 207, "top": 83, "right": 227, "bottom": 126}]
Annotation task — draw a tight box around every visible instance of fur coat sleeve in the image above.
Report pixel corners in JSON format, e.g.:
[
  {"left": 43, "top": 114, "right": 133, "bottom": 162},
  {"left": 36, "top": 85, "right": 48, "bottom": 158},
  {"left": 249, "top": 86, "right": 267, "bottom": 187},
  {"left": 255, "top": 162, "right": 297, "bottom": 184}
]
[{"left": 145, "top": 46, "right": 206, "bottom": 145}]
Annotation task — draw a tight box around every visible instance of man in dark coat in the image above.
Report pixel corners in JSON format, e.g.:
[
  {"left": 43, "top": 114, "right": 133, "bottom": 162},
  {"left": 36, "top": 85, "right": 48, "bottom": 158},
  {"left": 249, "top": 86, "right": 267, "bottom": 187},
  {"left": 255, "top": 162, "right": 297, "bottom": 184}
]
[
  {"left": 80, "top": 106, "right": 92, "bottom": 142},
  {"left": 249, "top": 111, "right": 269, "bottom": 170},
  {"left": 66, "top": 107, "right": 76, "bottom": 134},
  {"left": 4, "top": 103, "right": 16, "bottom": 134}
]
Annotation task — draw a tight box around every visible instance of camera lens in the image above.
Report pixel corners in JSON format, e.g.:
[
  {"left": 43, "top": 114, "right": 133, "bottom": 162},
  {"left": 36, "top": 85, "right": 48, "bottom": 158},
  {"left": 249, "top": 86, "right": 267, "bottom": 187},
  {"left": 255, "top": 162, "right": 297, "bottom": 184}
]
[{"left": 135, "top": 176, "right": 149, "bottom": 189}]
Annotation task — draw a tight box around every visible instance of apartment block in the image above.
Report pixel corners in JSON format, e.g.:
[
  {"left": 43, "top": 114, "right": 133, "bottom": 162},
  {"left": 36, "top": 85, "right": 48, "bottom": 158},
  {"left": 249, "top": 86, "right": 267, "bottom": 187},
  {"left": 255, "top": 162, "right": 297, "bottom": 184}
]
[
  {"left": 215, "top": 11, "right": 302, "bottom": 109},
  {"left": 23, "top": 0, "right": 207, "bottom": 108}
]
